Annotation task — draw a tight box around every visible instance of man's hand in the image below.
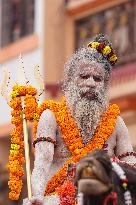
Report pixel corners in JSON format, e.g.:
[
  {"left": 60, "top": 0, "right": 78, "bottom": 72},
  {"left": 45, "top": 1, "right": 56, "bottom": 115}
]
[{"left": 23, "top": 196, "right": 44, "bottom": 205}]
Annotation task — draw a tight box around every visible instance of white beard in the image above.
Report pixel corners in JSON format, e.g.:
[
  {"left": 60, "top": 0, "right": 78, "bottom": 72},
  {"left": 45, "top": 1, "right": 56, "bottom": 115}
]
[{"left": 65, "top": 82, "right": 109, "bottom": 144}]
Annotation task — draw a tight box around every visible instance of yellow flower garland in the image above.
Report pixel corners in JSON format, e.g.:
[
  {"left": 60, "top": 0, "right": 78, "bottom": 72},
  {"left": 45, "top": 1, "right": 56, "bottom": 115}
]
[
  {"left": 87, "top": 41, "right": 118, "bottom": 65},
  {"left": 8, "top": 85, "right": 37, "bottom": 200},
  {"left": 33, "top": 97, "right": 120, "bottom": 195}
]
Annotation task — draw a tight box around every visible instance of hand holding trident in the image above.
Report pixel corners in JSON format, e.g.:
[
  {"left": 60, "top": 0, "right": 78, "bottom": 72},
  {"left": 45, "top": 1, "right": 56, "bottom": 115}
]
[{"left": 0, "top": 55, "right": 44, "bottom": 200}]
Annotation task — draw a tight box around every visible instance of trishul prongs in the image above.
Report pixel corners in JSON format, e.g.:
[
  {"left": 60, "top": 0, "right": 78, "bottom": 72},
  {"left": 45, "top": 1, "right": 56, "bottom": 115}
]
[
  {"left": 17, "top": 54, "right": 29, "bottom": 86},
  {"left": 0, "top": 67, "right": 11, "bottom": 104},
  {"left": 34, "top": 64, "right": 44, "bottom": 100},
  {"left": 1, "top": 55, "right": 44, "bottom": 102}
]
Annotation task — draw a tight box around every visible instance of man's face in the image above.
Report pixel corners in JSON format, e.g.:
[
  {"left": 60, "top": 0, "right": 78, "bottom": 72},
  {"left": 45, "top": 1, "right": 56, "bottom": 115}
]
[
  {"left": 64, "top": 61, "right": 108, "bottom": 142},
  {"left": 76, "top": 62, "right": 105, "bottom": 101}
]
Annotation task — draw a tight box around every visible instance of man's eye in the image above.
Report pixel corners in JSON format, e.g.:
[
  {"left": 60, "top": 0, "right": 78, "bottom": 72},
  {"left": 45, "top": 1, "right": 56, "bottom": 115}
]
[
  {"left": 80, "top": 75, "right": 89, "bottom": 79},
  {"left": 93, "top": 76, "right": 102, "bottom": 82}
]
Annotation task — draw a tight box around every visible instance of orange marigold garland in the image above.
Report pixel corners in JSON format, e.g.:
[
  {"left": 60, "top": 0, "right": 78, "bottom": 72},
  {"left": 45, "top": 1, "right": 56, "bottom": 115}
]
[
  {"left": 56, "top": 162, "right": 77, "bottom": 205},
  {"left": 11, "top": 85, "right": 37, "bottom": 97},
  {"left": 8, "top": 85, "right": 37, "bottom": 200},
  {"left": 8, "top": 96, "right": 24, "bottom": 200},
  {"left": 33, "top": 99, "right": 61, "bottom": 140},
  {"left": 33, "top": 97, "right": 120, "bottom": 195},
  {"left": 24, "top": 94, "right": 38, "bottom": 121},
  {"left": 56, "top": 180, "right": 77, "bottom": 205}
]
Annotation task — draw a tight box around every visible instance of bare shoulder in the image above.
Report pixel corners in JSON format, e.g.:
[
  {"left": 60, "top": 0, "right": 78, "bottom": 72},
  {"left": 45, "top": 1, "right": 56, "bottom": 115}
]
[
  {"left": 37, "top": 109, "right": 57, "bottom": 138},
  {"left": 40, "top": 109, "right": 56, "bottom": 122},
  {"left": 38, "top": 109, "right": 57, "bottom": 128},
  {"left": 114, "top": 116, "right": 135, "bottom": 158}
]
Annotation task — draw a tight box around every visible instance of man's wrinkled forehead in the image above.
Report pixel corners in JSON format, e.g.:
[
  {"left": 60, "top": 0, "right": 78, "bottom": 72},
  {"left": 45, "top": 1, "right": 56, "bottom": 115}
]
[{"left": 77, "top": 61, "right": 105, "bottom": 76}]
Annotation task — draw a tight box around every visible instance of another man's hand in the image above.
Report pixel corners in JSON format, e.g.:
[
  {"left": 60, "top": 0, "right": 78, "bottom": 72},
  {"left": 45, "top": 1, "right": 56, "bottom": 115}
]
[{"left": 23, "top": 196, "right": 44, "bottom": 205}]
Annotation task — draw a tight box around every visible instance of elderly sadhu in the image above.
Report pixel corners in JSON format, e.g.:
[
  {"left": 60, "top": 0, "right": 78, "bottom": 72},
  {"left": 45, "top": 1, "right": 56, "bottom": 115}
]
[{"left": 23, "top": 34, "right": 136, "bottom": 205}]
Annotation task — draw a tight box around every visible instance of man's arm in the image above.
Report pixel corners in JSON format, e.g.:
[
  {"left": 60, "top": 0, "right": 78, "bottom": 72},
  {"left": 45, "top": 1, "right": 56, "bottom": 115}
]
[
  {"left": 115, "top": 116, "right": 136, "bottom": 164},
  {"left": 31, "top": 109, "right": 57, "bottom": 196}
]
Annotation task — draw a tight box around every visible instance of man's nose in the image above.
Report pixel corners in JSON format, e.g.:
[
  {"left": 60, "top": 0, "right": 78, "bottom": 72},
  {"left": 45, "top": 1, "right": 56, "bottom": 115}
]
[{"left": 86, "top": 77, "right": 96, "bottom": 88}]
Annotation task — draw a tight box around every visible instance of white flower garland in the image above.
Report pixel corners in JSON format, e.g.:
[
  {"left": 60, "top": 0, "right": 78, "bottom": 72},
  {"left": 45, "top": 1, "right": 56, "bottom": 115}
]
[{"left": 112, "top": 161, "right": 132, "bottom": 205}]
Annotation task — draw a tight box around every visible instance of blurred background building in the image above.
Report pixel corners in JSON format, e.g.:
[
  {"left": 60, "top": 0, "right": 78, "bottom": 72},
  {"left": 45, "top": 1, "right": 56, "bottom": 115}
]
[{"left": 0, "top": 0, "right": 136, "bottom": 204}]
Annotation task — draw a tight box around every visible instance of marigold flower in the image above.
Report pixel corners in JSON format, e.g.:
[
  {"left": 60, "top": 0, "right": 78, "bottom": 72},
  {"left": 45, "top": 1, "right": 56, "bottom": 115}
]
[
  {"left": 57, "top": 180, "right": 76, "bottom": 205},
  {"left": 24, "top": 95, "right": 38, "bottom": 121},
  {"left": 10, "top": 150, "right": 19, "bottom": 156},
  {"left": 9, "top": 190, "right": 20, "bottom": 200},
  {"left": 90, "top": 41, "right": 100, "bottom": 48},
  {"left": 11, "top": 90, "right": 19, "bottom": 98},
  {"left": 102, "top": 45, "right": 111, "bottom": 55},
  {"left": 11, "top": 144, "right": 20, "bottom": 150},
  {"left": 9, "top": 98, "right": 22, "bottom": 109},
  {"left": 109, "top": 54, "right": 118, "bottom": 62}
]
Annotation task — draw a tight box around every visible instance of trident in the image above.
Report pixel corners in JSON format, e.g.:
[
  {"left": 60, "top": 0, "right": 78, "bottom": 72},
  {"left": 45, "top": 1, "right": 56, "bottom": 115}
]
[{"left": 0, "top": 55, "right": 44, "bottom": 200}]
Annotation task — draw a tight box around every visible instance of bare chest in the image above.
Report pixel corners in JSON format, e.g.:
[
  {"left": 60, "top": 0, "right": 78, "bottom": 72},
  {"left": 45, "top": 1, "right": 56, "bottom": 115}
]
[
  {"left": 53, "top": 127, "right": 117, "bottom": 162},
  {"left": 48, "top": 127, "right": 117, "bottom": 181}
]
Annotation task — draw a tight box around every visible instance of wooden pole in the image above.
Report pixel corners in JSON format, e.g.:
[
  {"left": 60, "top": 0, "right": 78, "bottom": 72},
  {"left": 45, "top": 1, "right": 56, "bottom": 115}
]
[{"left": 22, "top": 112, "right": 32, "bottom": 199}]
